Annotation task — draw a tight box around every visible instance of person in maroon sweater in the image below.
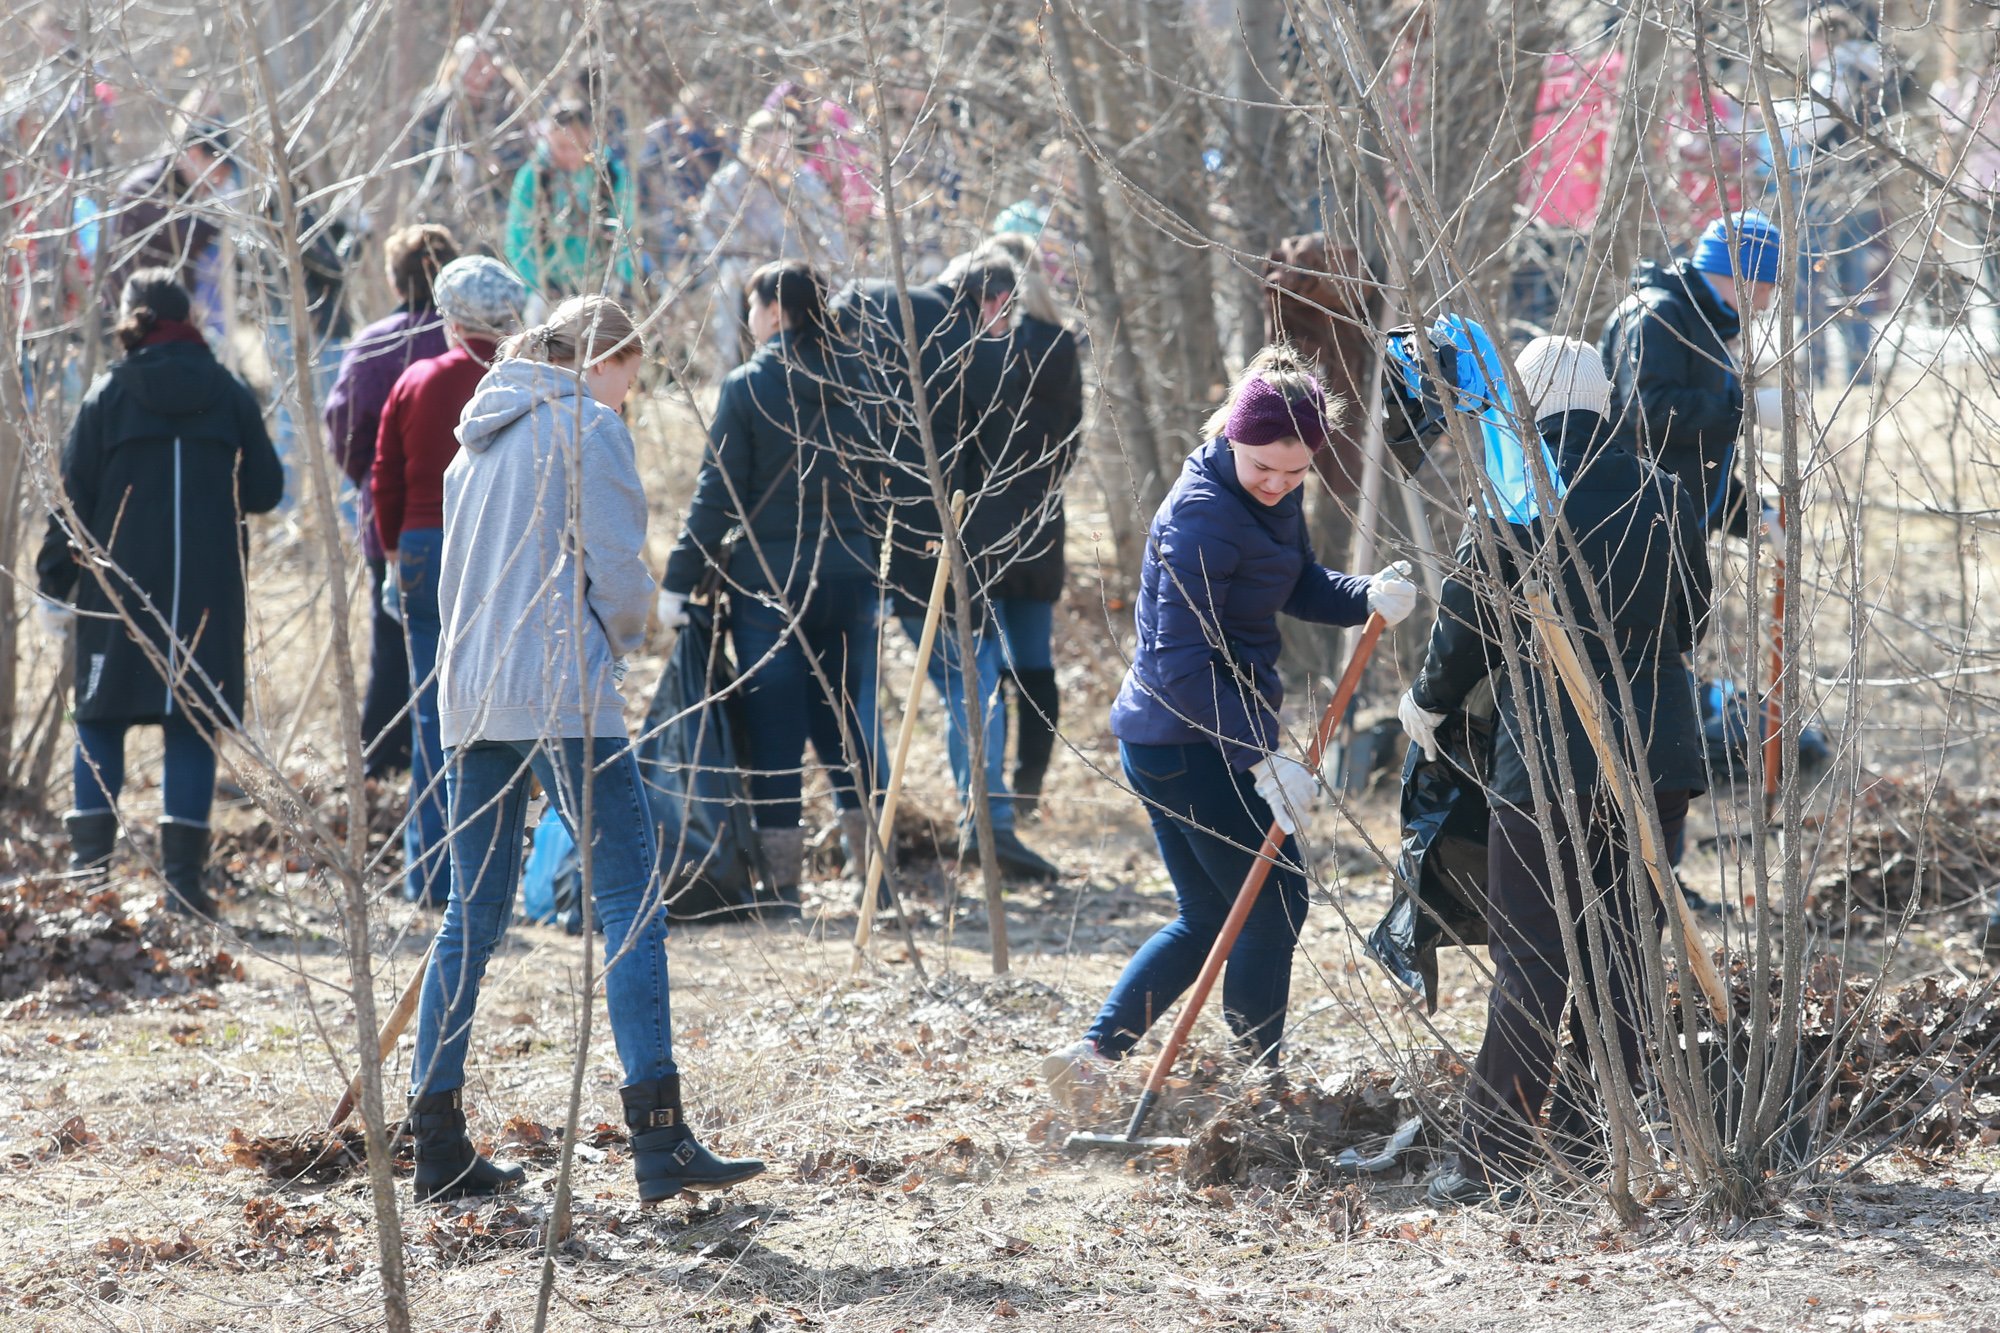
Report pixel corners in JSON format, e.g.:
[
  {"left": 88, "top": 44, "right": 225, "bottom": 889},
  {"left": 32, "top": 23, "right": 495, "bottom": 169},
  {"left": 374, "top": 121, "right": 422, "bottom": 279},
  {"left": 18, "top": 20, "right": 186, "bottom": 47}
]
[{"left": 373, "top": 255, "right": 528, "bottom": 906}]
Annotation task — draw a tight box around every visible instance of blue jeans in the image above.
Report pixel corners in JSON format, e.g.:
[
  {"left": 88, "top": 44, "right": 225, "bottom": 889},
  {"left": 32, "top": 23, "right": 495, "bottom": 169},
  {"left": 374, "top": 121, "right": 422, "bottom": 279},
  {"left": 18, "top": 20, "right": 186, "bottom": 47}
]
[
  {"left": 266, "top": 322, "right": 343, "bottom": 510},
  {"left": 398, "top": 528, "right": 450, "bottom": 905},
  {"left": 72, "top": 714, "right": 217, "bottom": 825},
  {"left": 411, "top": 736, "right": 674, "bottom": 1095},
  {"left": 731, "top": 578, "right": 883, "bottom": 829},
  {"left": 1798, "top": 205, "right": 1876, "bottom": 383},
  {"left": 993, "top": 597, "right": 1055, "bottom": 672},
  {"left": 1087, "top": 740, "right": 1309, "bottom": 1064},
  {"left": 898, "top": 613, "right": 1012, "bottom": 834}
]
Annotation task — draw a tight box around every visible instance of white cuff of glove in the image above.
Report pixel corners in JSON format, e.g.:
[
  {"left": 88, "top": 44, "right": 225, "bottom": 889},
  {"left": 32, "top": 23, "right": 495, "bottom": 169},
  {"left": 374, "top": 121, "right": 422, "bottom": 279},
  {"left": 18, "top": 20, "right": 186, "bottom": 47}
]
[
  {"left": 1366, "top": 564, "right": 1419, "bottom": 626},
  {"left": 380, "top": 568, "right": 403, "bottom": 626},
  {"left": 1398, "top": 689, "right": 1446, "bottom": 763},
  {"left": 1251, "top": 753, "right": 1319, "bottom": 838},
  {"left": 656, "top": 588, "right": 689, "bottom": 630},
  {"left": 611, "top": 656, "right": 629, "bottom": 686}
]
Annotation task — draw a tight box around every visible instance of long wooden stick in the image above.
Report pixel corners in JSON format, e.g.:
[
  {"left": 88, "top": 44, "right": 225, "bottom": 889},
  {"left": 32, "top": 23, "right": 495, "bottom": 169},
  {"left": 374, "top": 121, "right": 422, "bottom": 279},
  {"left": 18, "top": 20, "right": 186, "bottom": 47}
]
[
  {"left": 1122, "top": 609, "right": 1389, "bottom": 1141},
  {"left": 1520, "top": 581, "right": 1730, "bottom": 1015},
  {"left": 328, "top": 939, "right": 435, "bottom": 1129},
  {"left": 1762, "top": 505, "right": 1786, "bottom": 807},
  {"left": 852, "top": 493, "right": 965, "bottom": 967}
]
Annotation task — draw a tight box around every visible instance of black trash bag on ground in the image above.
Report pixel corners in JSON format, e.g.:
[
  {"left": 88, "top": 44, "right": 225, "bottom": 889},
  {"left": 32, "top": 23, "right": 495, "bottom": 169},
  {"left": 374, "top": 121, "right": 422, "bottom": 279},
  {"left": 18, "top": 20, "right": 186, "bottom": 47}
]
[
  {"left": 1365, "top": 684, "right": 1495, "bottom": 1013},
  {"left": 1698, "top": 677, "right": 1830, "bottom": 784},
  {"left": 637, "top": 601, "right": 764, "bottom": 923}
]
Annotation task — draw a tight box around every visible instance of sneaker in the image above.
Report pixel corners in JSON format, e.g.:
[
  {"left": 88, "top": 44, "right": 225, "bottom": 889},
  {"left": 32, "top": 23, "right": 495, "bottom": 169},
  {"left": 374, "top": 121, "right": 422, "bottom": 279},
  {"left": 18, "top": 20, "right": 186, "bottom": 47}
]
[
  {"left": 1040, "top": 1038, "right": 1115, "bottom": 1112},
  {"left": 1425, "top": 1158, "right": 1524, "bottom": 1209}
]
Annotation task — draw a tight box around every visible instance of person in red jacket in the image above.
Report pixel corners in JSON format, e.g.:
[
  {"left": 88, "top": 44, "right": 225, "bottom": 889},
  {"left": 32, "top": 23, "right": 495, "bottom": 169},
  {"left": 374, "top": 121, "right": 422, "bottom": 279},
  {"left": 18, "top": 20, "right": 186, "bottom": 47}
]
[{"left": 373, "top": 255, "right": 527, "bottom": 905}]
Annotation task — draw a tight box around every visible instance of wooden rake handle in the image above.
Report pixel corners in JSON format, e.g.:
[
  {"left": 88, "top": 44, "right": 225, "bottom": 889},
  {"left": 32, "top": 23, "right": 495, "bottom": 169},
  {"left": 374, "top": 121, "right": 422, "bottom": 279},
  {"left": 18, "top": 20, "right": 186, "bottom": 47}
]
[
  {"left": 1123, "top": 610, "right": 1390, "bottom": 1141},
  {"left": 1519, "top": 580, "right": 1730, "bottom": 1017},
  {"left": 328, "top": 941, "right": 434, "bottom": 1130}
]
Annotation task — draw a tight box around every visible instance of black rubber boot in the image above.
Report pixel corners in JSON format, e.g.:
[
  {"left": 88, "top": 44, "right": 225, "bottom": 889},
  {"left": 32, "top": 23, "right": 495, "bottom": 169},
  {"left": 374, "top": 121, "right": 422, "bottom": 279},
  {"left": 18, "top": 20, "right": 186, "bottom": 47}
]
[
  {"left": 961, "top": 827, "right": 1063, "bottom": 883},
  {"left": 620, "top": 1075, "right": 765, "bottom": 1204},
  {"left": 407, "top": 1089, "right": 526, "bottom": 1203},
  {"left": 157, "top": 820, "right": 219, "bottom": 920},
  {"left": 1009, "top": 668, "right": 1060, "bottom": 818},
  {"left": 755, "top": 826, "right": 806, "bottom": 922},
  {"left": 65, "top": 810, "right": 118, "bottom": 875}
]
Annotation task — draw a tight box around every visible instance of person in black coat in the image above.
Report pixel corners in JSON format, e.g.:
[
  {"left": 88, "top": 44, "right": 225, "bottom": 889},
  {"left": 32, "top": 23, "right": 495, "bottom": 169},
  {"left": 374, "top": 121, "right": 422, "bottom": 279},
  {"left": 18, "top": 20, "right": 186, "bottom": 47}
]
[
  {"left": 975, "top": 231, "right": 1085, "bottom": 817},
  {"left": 658, "top": 259, "right": 883, "bottom": 916},
  {"left": 829, "top": 256, "right": 1061, "bottom": 881},
  {"left": 1398, "top": 337, "right": 1712, "bottom": 1206},
  {"left": 36, "top": 270, "right": 285, "bottom": 917}
]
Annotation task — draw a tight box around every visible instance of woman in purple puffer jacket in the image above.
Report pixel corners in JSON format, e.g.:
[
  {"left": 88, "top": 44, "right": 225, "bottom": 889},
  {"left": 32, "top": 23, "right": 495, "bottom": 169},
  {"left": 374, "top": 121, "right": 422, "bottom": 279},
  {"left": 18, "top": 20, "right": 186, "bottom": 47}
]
[{"left": 1042, "top": 344, "right": 1419, "bottom": 1102}]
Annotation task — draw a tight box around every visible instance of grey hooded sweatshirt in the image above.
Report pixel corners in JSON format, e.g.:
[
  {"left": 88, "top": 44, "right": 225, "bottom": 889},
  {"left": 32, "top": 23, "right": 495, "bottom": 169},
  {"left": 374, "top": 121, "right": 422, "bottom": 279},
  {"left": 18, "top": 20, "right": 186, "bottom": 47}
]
[{"left": 436, "top": 357, "right": 653, "bottom": 749}]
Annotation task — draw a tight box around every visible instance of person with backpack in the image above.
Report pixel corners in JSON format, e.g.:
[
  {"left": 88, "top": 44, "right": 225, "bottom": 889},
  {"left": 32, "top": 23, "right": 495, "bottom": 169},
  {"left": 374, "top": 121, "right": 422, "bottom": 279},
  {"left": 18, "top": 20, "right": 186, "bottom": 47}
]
[
  {"left": 372, "top": 255, "right": 527, "bottom": 908},
  {"left": 35, "top": 269, "right": 284, "bottom": 917},
  {"left": 323, "top": 222, "right": 460, "bottom": 779},
  {"left": 1039, "top": 347, "right": 1418, "bottom": 1104},
  {"left": 503, "top": 101, "right": 636, "bottom": 301},
  {"left": 409, "top": 294, "right": 762, "bottom": 1205},
  {"left": 1402, "top": 337, "right": 1713, "bottom": 1206},
  {"left": 657, "top": 259, "right": 883, "bottom": 919},
  {"left": 973, "top": 230, "right": 1085, "bottom": 818}
]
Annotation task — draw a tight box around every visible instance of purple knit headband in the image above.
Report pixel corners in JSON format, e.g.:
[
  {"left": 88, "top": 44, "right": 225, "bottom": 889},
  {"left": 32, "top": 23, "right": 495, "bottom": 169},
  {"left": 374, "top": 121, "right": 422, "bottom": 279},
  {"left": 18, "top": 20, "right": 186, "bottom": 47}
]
[{"left": 1224, "top": 374, "right": 1329, "bottom": 452}]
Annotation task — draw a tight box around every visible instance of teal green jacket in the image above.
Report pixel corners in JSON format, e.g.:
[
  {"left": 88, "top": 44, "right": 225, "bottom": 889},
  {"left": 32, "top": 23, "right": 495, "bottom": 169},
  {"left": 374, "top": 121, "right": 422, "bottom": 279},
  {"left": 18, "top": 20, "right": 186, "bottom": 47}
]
[{"left": 503, "top": 147, "right": 637, "bottom": 296}]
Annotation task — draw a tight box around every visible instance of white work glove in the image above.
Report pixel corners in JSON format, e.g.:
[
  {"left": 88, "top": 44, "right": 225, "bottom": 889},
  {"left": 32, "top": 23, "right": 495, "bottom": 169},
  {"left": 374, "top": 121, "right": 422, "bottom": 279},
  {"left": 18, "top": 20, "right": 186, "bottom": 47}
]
[
  {"left": 1250, "top": 753, "right": 1319, "bottom": 838},
  {"left": 1399, "top": 689, "right": 1446, "bottom": 763},
  {"left": 1366, "top": 561, "right": 1419, "bottom": 626},
  {"left": 656, "top": 587, "right": 689, "bottom": 631},
  {"left": 381, "top": 565, "right": 403, "bottom": 626},
  {"left": 34, "top": 596, "right": 74, "bottom": 644},
  {"left": 611, "top": 656, "right": 629, "bottom": 686},
  {"left": 1753, "top": 385, "right": 1785, "bottom": 429}
]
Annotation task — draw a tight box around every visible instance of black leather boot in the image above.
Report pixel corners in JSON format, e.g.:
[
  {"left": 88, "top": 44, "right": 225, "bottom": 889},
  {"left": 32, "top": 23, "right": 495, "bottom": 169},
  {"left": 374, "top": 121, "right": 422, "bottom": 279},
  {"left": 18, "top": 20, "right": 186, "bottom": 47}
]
[
  {"left": 157, "top": 820, "right": 219, "bottom": 919},
  {"left": 620, "top": 1075, "right": 765, "bottom": 1204},
  {"left": 1009, "top": 667, "right": 1060, "bottom": 818},
  {"left": 407, "top": 1089, "right": 526, "bottom": 1203},
  {"left": 65, "top": 810, "right": 118, "bottom": 875}
]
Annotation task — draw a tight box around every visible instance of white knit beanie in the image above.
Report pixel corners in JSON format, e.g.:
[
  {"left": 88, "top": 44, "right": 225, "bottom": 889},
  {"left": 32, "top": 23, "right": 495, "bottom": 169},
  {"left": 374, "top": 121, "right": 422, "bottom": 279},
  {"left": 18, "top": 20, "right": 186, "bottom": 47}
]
[{"left": 1515, "top": 335, "right": 1611, "bottom": 420}]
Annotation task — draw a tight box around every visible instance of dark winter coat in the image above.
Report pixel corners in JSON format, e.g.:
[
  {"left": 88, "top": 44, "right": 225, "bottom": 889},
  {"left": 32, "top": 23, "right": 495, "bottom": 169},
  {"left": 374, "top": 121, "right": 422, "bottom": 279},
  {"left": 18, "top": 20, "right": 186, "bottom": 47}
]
[
  {"left": 36, "top": 340, "right": 285, "bottom": 725},
  {"left": 1408, "top": 412, "right": 1713, "bottom": 808},
  {"left": 661, "top": 329, "right": 879, "bottom": 600},
  {"left": 829, "top": 278, "right": 1004, "bottom": 620},
  {"left": 1599, "top": 258, "right": 1750, "bottom": 537},
  {"left": 1110, "top": 437, "right": 1373, "bottom": 770},
  {"left": 987, "top": 316, "right": 1084, "bottom": 604}
]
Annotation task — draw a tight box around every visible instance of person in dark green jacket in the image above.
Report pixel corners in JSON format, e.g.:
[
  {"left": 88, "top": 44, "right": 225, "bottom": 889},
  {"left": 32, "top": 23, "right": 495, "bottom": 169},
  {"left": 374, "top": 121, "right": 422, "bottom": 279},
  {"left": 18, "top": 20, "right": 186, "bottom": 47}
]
[{"left": 35, "top": 269, "right": 284, "bottom": 917}]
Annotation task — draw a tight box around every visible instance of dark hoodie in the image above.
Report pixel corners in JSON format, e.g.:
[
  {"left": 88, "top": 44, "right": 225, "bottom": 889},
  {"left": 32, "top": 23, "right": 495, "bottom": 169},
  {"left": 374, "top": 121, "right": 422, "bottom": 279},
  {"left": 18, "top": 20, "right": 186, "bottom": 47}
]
[
  {"left": 37, "top": 340, "right": 284, "bottom": 725},
  {"left": 1409, "top": 411, "right": 1713, "bottom": 807},
  {"left": 1598, "top": 257, "right": 1749, "bottom": 536},
  {"left": 661, "top": 328, "right": 878, "bottom": 600}
]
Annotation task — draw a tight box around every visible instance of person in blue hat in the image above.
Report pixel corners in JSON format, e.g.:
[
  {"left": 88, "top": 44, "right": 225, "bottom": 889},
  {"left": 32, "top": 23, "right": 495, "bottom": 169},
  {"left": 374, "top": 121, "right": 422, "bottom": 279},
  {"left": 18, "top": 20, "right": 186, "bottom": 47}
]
[{"left": 1599, "top": 209, "right": 1779, "bottom": 543}]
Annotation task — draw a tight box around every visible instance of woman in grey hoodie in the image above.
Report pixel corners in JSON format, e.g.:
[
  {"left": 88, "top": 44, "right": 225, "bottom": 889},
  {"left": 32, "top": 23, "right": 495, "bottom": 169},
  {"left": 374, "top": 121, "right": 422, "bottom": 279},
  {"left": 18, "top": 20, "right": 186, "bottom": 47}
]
[{"left": 407, "top": 294, "right": 764, "bottom": 1206}]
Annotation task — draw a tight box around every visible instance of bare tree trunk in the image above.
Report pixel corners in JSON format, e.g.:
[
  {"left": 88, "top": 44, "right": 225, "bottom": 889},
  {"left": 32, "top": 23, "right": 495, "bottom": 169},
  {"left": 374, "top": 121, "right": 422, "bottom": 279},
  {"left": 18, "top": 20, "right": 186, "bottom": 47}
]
[{"left": 1229, "top": 0, "right": 1286, "bottom": 362}]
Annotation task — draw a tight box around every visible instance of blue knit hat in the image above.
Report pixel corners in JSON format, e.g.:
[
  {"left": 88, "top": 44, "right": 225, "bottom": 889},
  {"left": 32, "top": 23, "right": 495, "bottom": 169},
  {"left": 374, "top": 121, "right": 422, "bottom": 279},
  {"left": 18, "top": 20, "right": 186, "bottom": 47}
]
[{"left": 1690, "top": 210, "right": 1782, "bottom": 286}]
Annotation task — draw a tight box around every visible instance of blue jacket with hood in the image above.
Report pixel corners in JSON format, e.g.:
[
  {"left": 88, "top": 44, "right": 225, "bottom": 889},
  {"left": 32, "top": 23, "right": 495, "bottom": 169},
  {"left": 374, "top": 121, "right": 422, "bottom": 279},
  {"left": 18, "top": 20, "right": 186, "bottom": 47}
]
[{"left": 1110, "top": 437, "right": 1371, "bottom": 769}]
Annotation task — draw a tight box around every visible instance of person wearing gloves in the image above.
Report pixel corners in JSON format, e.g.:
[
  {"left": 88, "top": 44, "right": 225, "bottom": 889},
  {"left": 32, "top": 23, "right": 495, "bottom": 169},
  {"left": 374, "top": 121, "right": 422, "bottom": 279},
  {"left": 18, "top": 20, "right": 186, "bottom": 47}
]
[
  {"left": 35, "top": 269, "right": 284, "bottom": 917},
  {"left": 1599, "top": 209, "right": 1780, "bottom": 542},
  {"left": 1040, "top": 346, "right": 1418, "bottom": 1103},
  {"left": 656, "top": 259, "right": 883, "bottom": 919},
  {"left": 410, "top": 295, "right": 763, "bottom": 1205},
  {"left": 372, "top": 255, "right": 528, "bottom": 907},
  {"left": 1400, "top": 337, "right": 1712, "bottom": 1207}
]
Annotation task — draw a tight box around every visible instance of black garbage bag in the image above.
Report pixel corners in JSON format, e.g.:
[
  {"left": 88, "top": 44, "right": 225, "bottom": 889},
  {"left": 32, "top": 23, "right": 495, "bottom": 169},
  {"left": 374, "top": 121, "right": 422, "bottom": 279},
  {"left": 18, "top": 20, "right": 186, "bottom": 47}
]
[
  {"left": 1698, "top": 677, "right": 1830, "bottom": 784},
  {"left": 636, "top": 601, "right": 764, "bottom": 923},
  {"left": 1364, "top": 689, "right": 1495, "bottom": 1013}
]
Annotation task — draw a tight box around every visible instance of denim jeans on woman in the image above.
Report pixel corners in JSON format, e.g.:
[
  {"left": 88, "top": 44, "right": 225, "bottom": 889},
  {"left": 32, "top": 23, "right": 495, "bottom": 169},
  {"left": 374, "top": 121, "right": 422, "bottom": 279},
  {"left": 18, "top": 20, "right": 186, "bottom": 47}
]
[
  {"left": 397, "top": 527, "right": 450, "bottom": 906},
  {"left": 410, "top": 736, "right": 675, "bottom": 1095},
  {"left": 898, "top": 612, "right": 1013, "bottom": 835},
  {"left": 73, "top": 713, "right": 217, "bottom": 825},
  {"left": 730, "top": 576, "right": 883, "bottom": 830},
  {"left": 1087, "top": 740, "right": 1309, "bottom": 1064}
]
